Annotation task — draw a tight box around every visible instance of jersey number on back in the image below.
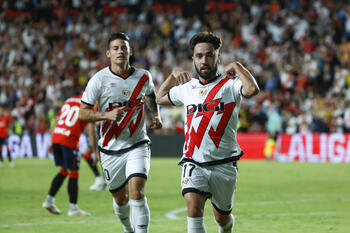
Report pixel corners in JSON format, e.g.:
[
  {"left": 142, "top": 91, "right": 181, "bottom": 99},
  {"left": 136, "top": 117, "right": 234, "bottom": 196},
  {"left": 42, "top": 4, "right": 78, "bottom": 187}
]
[{"left": 57, "top": 104, "right": 80, "bottom": 127}]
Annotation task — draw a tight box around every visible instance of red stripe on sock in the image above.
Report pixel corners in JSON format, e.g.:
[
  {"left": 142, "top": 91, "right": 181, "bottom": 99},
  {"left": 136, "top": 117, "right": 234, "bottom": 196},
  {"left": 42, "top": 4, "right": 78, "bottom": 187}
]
[
  {"left": 59, "top": 169, "right": 68, "bottom": 176},
  {"left": 68, "top": 171, "right": 79, "bottom": 178}
]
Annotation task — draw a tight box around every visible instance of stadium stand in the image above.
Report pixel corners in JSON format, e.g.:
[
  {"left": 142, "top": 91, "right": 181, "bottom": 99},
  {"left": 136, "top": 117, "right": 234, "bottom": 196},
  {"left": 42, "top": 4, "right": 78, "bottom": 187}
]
[{"left": 1, "top": 0, "right": 350, "bottom": 135}]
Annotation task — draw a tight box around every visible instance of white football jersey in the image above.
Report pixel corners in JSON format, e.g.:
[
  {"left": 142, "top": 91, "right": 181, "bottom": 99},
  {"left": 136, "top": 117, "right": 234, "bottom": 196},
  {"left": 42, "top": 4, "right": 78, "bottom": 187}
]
[
  {"left": 169, "top": 75, "right": 243, "bottom": 163},
  {"left": 81, "top": 66, "right": 155, "bottom": 152}
]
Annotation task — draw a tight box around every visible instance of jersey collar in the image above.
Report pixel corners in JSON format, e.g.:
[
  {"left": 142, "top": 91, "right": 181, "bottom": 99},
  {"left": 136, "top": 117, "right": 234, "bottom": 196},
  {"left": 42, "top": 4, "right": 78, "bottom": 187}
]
[
  {"left": 199, "top": 74, "right": 221, "bottom": 85},
  {"left": 109, "top": 66, "right": 135, "bottom": 79}
]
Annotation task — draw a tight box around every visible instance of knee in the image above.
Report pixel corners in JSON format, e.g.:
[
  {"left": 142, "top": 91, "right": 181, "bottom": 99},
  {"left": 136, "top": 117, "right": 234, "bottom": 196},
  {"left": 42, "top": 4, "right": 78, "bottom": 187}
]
[
  {"left": 215, "top": 213, "right": 232, "bottom": 226},
  {"left": 187, "top": 202, "right": 204, "bottom": 217},
  {"left": 68, "top": 170, "right": 79, "bottom": 179},
  {"left": 59, "top": 168, "right": 68, "bottom": 176},
  {"left": 129, "top": 188, "right": 145, "bottom": 200},
  {"left": 112, "top": 191, "right": 129, "bottom": 206},
  {"left": 128, "top": 179, "right": 146, "bottom": 200},
  {"left": 115, "top": 195, "right": 128, "bottom": 206},
  {"left": 184, "top": 193, "right": 206, "bottom": 217}
]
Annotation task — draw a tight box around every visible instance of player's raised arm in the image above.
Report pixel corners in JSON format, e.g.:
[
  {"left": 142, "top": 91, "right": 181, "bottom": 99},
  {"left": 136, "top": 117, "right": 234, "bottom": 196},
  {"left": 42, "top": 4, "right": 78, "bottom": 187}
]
[
  {"left": 156, "top": 69, "right": 191, "bottom": 106},
  {"left": 79, "top": 102, "right": 125, "bottom": 122},
  {"left": 224, "top": 61, "right": 260, "bottom": 98}
]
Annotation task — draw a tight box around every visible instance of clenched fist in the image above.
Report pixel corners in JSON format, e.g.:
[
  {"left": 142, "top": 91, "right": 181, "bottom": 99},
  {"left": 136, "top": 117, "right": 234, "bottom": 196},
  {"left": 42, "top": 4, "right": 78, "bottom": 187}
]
[{"left": 105, "top": 107, "right": 125, "bottom": 121}]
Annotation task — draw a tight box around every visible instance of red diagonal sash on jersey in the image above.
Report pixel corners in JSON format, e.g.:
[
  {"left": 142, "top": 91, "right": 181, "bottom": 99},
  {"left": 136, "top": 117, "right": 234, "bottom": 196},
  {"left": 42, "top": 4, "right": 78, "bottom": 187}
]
[
  {"left": 101, "top": 74, "right": 149, "bottom": 147},
  {"left": 208, "top": 102, "right": 235, "bottom": 147},
  {"left": 129, "top": 99, "right": 144, "bottom": 136},
  {"left": 185, "top": 77, "right": 231, "bottom": 158}
]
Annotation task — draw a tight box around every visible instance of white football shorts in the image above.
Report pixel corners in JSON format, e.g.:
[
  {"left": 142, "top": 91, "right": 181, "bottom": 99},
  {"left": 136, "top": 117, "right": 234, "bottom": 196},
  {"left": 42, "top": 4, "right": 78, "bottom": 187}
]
[
  {"left": 181, "top": 161, "right": 238, "bottom": 214},
  {"left": 100, "top": 143, "right": 151, "bottom": 191}
]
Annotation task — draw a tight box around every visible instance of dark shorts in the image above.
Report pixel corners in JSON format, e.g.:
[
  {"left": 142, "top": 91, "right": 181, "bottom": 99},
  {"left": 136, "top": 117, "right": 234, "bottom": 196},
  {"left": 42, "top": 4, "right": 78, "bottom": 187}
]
[
  {"left": 52, "top": 144, "right": 80, "bottom": 170},
  {"left": 0, "top": 137, "right": 8, "bottom": 146}
]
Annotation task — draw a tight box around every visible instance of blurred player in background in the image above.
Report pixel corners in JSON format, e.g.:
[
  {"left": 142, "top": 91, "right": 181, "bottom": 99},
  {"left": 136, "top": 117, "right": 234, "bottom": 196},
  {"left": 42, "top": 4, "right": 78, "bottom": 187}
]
[
  {"left": 0, "top": 105, "right": 14, "bottom": 167},
  {"left": 156, "top": 32, "right": 259, "bottom": 233},
  {"left": 42, "top": 94, "right": 97, "bottom": 216},
  {"left": 79, "top": 32, "right": 162, "bottom": 233}
]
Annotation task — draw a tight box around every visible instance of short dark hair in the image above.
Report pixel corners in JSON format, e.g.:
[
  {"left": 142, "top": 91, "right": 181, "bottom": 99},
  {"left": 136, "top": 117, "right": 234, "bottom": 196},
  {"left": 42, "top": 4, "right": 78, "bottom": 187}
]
[
  {"left": 189, "top": 32, "right": 222, "bottom": 51},
  {"left": 107, "top": 32, "right": 130, "bottom": 50}
]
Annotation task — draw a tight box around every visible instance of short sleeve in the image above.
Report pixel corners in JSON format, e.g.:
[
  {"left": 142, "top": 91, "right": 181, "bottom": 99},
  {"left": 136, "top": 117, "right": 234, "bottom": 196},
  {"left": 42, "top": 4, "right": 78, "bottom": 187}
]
[
  {"left": 232, "top": 78, "right": 243, "bottom": 102},
  {"left": 145, "top": 71, "right": 155, "bottom": 95},
  {"left": 168, "top": 85, "right": 184, "bottom": 106},
  {"left": 81, "top": 75, "right": 101, "bottom": 106}
]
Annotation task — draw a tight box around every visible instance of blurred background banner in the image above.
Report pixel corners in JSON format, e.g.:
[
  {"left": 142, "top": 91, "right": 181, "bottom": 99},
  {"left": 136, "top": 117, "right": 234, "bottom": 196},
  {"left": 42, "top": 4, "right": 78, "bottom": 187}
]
[
  {"left": 276, "top": 133, "right": 350, "bottom": 163},
  {"left": 2, "top": 133, "right": 350, "bottom": 163},
  {"left": 237, "top": 133, "right": 268, "bottom": 160}
]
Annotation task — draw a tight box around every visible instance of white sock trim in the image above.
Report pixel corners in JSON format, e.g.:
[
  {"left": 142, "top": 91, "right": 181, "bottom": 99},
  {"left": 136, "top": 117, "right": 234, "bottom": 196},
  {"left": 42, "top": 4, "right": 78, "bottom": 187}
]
[
  {"left": 113, "top": 199, "right": 133, "bottom": 232},
  {"left": 129, "top": 197, "right": 150, "bottom": 233},
  {"left": 129, "top": 197, "right": 147, "bottom": 206},
  {"left": 113, "top": 199, "right": 130, "bottom": 212},
  {"left": 187, "top": 217, "right": 206, "bottom": 233},
  {"left": 69, "top": 203, "right": 78, "bottom": 210},
  {"left": 46, "top": 195, "right": 55, "bottom": 203}
]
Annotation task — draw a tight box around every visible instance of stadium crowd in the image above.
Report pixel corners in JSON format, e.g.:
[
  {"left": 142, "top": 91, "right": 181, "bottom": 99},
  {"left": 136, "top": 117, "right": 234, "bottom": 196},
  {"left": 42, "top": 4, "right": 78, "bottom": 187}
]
[{"left": 1, "top": 0, "right": 350, "bottom": 136}]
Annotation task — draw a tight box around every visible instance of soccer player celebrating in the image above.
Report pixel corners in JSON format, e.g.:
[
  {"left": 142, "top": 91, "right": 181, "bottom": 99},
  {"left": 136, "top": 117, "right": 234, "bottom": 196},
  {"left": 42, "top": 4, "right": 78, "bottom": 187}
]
[
  {"left": 79, "top": 33, "right": 162, "bottom": 233},
  {"left": 156, "top": 32, "right": 259, "bottom": 233},
  {"left": 42, "top": 94, "right": 97, "bottom": 216}
]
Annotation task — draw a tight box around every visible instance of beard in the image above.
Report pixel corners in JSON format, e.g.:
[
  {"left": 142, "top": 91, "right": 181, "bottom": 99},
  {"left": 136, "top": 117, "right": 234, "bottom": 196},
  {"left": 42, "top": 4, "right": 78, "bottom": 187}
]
[{"left": 195, "top": 63, "right": 218, "bottom": 80}]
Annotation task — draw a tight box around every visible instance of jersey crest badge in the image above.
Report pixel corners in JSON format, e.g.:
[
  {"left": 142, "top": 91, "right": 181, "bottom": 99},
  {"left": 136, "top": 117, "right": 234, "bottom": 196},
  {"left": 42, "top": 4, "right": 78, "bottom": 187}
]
[
  {"left": 199, "top": 87, "right": 208, "bottom": 98},
  {"left": 122, "top": 89, "right": 131, "bottom": 98}
]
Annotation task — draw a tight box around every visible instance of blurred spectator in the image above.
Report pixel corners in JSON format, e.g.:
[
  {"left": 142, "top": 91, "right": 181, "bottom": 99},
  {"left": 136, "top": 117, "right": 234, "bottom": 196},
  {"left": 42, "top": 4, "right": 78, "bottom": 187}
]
[
  {"left": 266, "top": 104, "right": 282, "bottom": 135},
  {"left": 1, "top": 0, "right": 350, "bottom": 135}
]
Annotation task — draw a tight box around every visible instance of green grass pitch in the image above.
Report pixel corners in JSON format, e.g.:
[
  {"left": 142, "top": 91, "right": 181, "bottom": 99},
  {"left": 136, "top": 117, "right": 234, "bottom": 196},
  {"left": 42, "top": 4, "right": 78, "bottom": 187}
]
[{"left": 0, "top": 157, "right": 349, "bottom": 233}]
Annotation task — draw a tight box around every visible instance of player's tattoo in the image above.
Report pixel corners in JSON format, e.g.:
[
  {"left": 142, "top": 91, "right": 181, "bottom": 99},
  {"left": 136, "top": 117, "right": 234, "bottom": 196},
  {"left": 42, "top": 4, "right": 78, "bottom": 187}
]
[
  {"left": 84, "top": 109, "right": 100, "bottom": 121},
  {"left": 145, "top": 92, "right": 159, "bottom": 114},
  {"left": 101, "top": 112, "right": 105, "bottom": 117}
]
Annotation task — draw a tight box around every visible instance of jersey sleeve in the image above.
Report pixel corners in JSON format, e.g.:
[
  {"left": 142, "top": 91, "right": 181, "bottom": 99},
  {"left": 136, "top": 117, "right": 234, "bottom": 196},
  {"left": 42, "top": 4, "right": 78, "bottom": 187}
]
[
  {"left": 81, "top": 75, "right": 101, "bottom": 106},
  {"left": 145, "top": 71, "right": 155, "bottom": 95},
  {"left": 232, "top": 78, "right": 243, "bottom": 102},
  {"left": 168, "top": 85, "right": 184, "bottom": 106}
]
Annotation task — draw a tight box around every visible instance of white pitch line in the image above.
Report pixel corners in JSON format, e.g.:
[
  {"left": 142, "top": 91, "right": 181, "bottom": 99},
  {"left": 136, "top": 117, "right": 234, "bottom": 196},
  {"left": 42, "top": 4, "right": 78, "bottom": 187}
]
[
  {"left": 165, "top": 207, "right": 187, "bottom": 220},
  {"left": 1, "top": 198, "right": 346, "bottom": 228}
]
